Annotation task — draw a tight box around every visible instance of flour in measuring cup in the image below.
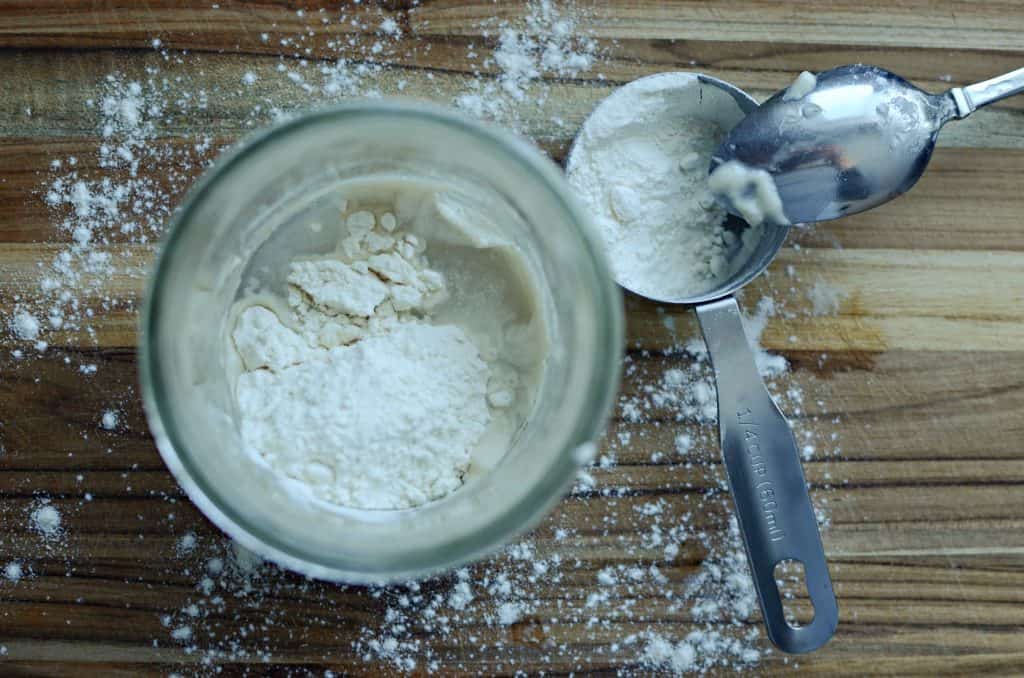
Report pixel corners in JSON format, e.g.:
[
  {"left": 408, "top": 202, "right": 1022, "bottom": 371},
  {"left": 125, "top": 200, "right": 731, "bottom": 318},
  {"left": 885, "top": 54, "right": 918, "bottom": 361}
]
[{"left": 566, "top": 72, "right": 761, "bottom": 300}]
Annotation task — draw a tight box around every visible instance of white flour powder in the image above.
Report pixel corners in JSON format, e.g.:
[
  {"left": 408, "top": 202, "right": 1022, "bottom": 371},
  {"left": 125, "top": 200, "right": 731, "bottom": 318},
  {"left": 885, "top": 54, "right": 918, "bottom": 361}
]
[
  {"left": 233, "top": 205, "right": 495, "bottom": 510},
  {"left": 567, "top": 73, "right": 759, "bottom": 300},
  {"left": 29, "top": 502, "right": 62, "bottom": 539},
  {"left": 237, "top": 323, "right": 489, "bottom": 510},
  {"left": 455, "top": 0, "right": 598, "bottom": 122},
  {"left": 3, "top": 562, "right": 23, "bottom": 582},
  {"left": 10, "top": 311, "right": 41, "bottom": 341}
]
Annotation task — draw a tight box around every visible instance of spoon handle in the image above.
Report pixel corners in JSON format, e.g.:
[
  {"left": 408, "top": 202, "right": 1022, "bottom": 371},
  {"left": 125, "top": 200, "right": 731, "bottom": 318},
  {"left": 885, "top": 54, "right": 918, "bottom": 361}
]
[
  {"left": 696, "top": 297, "right": 838, "bottom": 654},
  {"left": 950, "top": 66, "right": 1024, "bottom": 118}
]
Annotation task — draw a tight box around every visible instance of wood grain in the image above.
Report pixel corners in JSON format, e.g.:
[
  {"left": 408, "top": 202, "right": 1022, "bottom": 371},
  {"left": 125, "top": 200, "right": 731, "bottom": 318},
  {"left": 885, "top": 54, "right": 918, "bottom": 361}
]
[{"left": 1, "top": 0, "right": 1024, "bottom": 675}]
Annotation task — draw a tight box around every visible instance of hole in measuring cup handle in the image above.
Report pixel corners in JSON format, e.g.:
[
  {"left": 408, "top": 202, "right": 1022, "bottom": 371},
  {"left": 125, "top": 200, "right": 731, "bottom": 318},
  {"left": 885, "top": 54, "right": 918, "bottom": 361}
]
[{"left": 773, "top": 558, "right": 815, "bottom": 628}]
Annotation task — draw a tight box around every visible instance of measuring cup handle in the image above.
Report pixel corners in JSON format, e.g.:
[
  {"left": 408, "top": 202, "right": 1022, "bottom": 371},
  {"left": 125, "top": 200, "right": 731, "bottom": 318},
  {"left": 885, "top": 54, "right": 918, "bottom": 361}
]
[{"left": 696, "top": 297, "right": 838, "bottom": 654}]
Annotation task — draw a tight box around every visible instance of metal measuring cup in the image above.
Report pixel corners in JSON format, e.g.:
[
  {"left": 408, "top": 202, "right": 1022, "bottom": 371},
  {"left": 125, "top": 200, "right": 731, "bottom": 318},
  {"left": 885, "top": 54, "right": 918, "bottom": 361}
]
[{"left": 567, "top": 73, "right": 838, "bottom": 654}]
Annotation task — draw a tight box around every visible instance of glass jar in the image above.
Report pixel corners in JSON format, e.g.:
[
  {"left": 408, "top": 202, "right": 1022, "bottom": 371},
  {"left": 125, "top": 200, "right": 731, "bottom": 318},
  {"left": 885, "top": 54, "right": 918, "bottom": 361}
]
[{"left": 139, "top": 101, "right": 624, "bottom": 583}]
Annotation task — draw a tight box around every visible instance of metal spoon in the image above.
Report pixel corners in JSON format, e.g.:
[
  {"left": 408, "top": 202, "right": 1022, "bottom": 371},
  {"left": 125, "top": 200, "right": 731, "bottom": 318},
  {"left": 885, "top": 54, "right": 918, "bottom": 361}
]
[
  {"left": 712, "top": 64, "right": 1024, "bottom": 223},
  {"left": 567, "top": 72, "right": 839, "bottom": 654}
]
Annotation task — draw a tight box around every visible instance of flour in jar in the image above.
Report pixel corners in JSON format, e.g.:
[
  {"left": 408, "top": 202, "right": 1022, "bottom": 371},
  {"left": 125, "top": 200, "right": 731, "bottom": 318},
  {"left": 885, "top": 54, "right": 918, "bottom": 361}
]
[
  {"left": 230, "top": 184, "right": 546, "bottom": 511},
  {"left": 567, "top": 72, "right": 763, "bottom": 300}
]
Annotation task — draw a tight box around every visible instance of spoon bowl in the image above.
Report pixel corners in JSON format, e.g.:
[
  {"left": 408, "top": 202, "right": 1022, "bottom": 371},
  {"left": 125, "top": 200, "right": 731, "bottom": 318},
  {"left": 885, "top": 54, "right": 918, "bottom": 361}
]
[{"left": 713, "top": 64, "right": 1024, "bottom": 223}]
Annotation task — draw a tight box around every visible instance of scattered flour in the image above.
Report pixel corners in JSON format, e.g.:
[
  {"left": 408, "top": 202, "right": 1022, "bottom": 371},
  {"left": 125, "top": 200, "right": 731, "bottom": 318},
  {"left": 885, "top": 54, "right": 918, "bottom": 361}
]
[
  {"left": 29, "top": 502, "right": 62, "bottom": 539},
  {"left": 170, "top": 626, "right": 193, "bottom": 641},
  {"left": 495, "top": 600, "right": 524, "bottom": 625},
  {"left": 4, "top": 562, "right": 23, "bottom": 582},
  {"left": 177, "top": 532, "right": 197, "bottom": 555},
  {"left": 567, "top": 73, "right": 761, "bottom": 300},
  {"left": 642, "top": 632, "right": 698, "bottom": 672},
  {"left": 10, "top": 311, "right": 41, "bottom": 341},
  {"left": 641, "top": 625, "right": 761, "bottom": 673},
  {"left": 808, "top": 278, "right": 846, "bottom": 316},
  {"left": 455, "top": 0, "right": 599, "bottom": 122},
  {"left": 100, "top": 409, "right": 119, "bottom": 430},
  {"left": 491, "top": 0, "right": 595, "bottom": 100}
]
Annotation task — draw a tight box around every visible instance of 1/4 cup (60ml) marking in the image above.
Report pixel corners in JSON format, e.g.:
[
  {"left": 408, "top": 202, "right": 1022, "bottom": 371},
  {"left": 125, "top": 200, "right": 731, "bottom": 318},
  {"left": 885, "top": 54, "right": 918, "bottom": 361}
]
[{"left": 736, "top": 407, "right": 785, "bottom": 543}]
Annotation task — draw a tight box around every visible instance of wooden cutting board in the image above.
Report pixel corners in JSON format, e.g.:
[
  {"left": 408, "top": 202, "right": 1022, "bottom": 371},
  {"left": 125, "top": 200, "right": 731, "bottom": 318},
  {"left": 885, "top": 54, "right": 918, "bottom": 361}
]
[{"left": 1, "top": 1, "right": 1023, "bottom": 674}]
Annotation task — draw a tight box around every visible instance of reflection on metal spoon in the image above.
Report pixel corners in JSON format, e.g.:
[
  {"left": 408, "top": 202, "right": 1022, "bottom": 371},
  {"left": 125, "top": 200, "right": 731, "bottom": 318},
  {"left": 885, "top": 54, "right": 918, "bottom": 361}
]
[{"left": 713, "top": 64, "right": 1024, "bottom": 223}]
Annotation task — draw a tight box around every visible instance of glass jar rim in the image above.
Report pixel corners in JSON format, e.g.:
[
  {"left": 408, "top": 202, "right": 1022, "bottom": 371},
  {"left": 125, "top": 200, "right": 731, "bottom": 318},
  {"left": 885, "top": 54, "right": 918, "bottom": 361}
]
[{"left": 139, "top": 100, "right": 624, "bottom": 582}]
